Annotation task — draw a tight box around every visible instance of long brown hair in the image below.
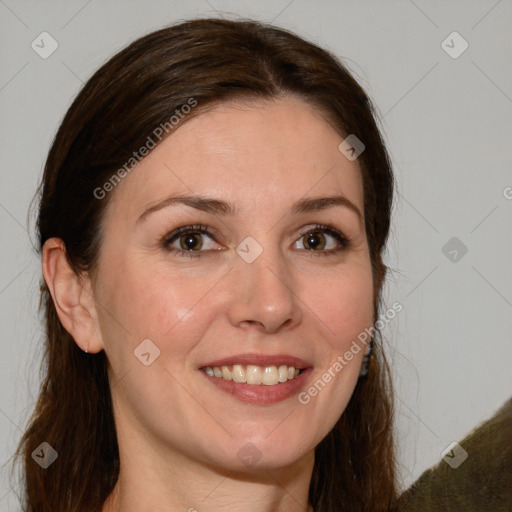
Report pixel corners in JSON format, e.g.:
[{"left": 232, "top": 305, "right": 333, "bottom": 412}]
[{"left": 13, "top": 17, "right": 397, "bottom": 511}]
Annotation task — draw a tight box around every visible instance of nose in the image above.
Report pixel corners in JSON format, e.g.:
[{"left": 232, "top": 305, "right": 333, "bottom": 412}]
[{"left": 226, "top": 245, "right": 302, "bottom": 334}]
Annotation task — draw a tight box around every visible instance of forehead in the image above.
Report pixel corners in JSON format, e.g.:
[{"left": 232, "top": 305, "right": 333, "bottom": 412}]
[{"left": 106, "top": 95, "right": 364, "bottom": 221}]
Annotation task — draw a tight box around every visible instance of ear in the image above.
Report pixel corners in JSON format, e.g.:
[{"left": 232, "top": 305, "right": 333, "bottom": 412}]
[{"left": 41, "top": 237, "right": 103, "bottom": 354}]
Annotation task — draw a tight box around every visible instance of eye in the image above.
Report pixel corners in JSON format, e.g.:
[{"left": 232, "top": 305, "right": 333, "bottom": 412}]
[
  {"left": 163, "top": 225, "right": 221, "bottom": 258},
  {"left": 162, "top": 223, "right": 350, "bottom": 259},
  {"left": 294, "top": 225, "right": 350, "bottom": 256}
]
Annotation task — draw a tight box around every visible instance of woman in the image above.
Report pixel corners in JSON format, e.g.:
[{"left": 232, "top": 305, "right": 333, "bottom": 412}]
[{"left": 14, "top": 18, "right": 397, "bottom": 511}]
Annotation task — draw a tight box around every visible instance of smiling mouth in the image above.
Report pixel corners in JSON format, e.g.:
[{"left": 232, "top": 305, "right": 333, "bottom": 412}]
[{"left": 201, "top": 364, "right": 304, "bottom": 386}]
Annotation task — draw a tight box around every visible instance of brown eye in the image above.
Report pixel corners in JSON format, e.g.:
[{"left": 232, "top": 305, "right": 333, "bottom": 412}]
[
  {"left": 294, "top": 225, "right": 351, "bottom": 256},
  {"left": 303, "top": 231, "right": 326, "bottom": 250},
  {"left": 179, "top": 233, "right": 203, "bottom": 251},
  {"left": 163, "top": 224, "right": 221, "bottom": 258}
]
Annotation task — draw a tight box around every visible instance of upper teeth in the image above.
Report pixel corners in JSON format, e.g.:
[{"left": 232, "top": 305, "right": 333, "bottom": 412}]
[{"left": 203, "top": 364, "right": 301, "bottom": 385}]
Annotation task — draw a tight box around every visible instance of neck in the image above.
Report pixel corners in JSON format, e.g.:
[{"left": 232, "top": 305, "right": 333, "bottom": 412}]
[{"left": 102, "top": 444, "right": 315, "bottom": 512}]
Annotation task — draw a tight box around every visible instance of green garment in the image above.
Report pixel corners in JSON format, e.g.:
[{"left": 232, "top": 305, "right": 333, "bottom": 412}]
[{"left": 397, "top": 397, "right": 512, "bottom": 511}]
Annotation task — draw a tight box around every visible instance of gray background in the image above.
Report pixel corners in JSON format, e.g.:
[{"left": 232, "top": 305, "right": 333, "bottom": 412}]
[{"left": 1, "top": 0, "right": 511, "bottom": 508}]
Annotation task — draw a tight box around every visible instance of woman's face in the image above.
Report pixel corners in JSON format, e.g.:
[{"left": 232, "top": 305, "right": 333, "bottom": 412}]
[{"left": 92, "top": 95, "right": 374, "bottom": 473}]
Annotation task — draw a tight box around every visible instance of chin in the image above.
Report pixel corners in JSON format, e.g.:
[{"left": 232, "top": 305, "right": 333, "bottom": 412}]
[{"left": 200, "top": 432, "right": 315, "bottom": 475}]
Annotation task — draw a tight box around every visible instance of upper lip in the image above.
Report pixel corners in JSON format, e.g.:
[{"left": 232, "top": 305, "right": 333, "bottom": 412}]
[{"left": 200, "top": 353, "right": 311, "bottom": 369}]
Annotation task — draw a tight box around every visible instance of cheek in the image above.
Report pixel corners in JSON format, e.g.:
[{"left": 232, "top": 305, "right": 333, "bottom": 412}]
[
  {"left": 307, "top": 265, "right": 375, "bottom": 350},
  {"left": 287, "top": 263, "right": 374, "bottom": 448},
  {"left": 97, "top": 256, "right": 222, "bottom": 357}
]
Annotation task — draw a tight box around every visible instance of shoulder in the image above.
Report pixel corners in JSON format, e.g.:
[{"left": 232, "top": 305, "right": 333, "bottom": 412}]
[{"left": 397, "top": 397, "right": 512, "bottom": 511}]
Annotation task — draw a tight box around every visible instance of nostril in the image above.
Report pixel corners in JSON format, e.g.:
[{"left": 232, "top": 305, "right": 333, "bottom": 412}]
[{"left": 239, "top": 320, "right": 262, "bottom": 328}]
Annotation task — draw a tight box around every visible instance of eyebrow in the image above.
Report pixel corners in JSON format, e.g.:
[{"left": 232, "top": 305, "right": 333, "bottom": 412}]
[{"left": 137, "top": 194, "right": 363, "bottom": 223}]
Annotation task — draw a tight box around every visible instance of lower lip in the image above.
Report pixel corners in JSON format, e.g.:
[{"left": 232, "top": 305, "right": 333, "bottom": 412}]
[{"left": 200, "top": 368, "right": 312, "bottom": 405}]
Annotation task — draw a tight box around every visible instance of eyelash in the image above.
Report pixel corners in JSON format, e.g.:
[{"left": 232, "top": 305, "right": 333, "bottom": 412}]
[{"left": 162, "top": 223, "right": 351, "bottom": 259}]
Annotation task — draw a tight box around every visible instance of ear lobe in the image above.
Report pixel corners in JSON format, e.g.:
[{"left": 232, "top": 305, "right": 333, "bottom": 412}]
[{"left": 41, "top": 237, "right": 103, "bottom": 353}]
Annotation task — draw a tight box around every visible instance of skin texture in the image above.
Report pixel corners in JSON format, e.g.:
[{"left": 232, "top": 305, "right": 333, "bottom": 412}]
[{"left": 42, "top": 96, "right": 375, "bottom": 512}]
